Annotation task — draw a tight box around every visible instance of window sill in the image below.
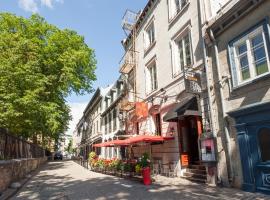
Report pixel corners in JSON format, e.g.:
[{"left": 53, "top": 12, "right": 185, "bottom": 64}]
[
  {"left": 168, "top": 2, "right": 190, "bottom": 29},
  {"left": 144, "top": 41, "right": 156, "bottom": 57},
  {"left": 232, "top": 72, "right": 270, "bottom": 92}
]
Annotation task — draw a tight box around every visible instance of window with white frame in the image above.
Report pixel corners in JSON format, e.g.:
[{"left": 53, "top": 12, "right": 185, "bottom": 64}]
[
  {"left": 230, "top": 25, "right": 270, "bottom": 86},
  {"left": 146, "top": 61, "right": 158, "bottom": 93},
  {"left": 144, "top": 22, "right": 155, "bottom": 50},
  {"left": 172, "top": 31, "right": 193, "bottom": 75},
  {"left": 168, "top": 0, "right": 188, "bottom": 20}
]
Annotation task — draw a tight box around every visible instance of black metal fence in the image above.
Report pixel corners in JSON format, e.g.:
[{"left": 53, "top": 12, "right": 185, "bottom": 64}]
[{"left": 0, "top": 128, "right": 46, "bottom": 160}]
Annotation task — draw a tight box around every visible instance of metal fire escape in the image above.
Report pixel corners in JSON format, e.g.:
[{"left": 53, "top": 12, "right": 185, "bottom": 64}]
[{"left": 119, "top": 10, "right": 139, "bottom": 112}]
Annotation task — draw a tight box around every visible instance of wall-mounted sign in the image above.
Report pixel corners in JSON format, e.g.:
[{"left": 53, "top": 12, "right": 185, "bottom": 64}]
[
  {"left": 184, "top": 71, "right": 202, "bottom": 94},
  {"left": 135, "top": 102, "right": 148, "bottom": 118}
]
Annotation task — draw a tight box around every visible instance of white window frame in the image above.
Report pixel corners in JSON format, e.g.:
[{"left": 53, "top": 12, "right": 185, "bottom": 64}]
[
  {"left": 145, "top": 59, "right": 158, "bottom": 94},
  {"left": 168, "top": 0, "right": 189, "bottom": 21},
  {"left": 144, "top": 21, "right": 156, "bottom": 50},
  {"left": 232, "top": 26, "right": 270, "bottom": 86},
  {"left": 171, "top": 28, "right": 193, "bottom": 77}
]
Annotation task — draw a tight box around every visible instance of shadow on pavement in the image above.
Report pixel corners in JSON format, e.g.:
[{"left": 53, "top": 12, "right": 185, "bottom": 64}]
[{"left": 11, "top": 161, "right": 270, "bottom": 200}]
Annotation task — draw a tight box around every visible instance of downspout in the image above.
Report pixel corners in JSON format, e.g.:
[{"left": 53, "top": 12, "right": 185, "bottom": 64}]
[
  {"left": 197, "top": 0, "right": 222, "bottom": 184},
  {"left": 209, "top": 29, "right": 234, "bottom": 185}
]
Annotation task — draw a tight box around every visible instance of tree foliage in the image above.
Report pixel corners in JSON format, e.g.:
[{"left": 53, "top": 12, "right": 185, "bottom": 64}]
[{"left": 0, "top": 13, "right": 96, "bottom": 141}]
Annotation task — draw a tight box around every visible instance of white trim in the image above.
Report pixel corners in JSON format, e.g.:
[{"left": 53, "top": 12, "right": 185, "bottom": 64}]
[
  {"left": 171, "top": 26, "right": 193, "bottom": 76},
  {"left": 144, "top": 19, "right": 156, "bottom": 51},
  {"left": 232, "top": 26, "right": 270, "bottom": 86},
  {"left": 168, "top": 0, "right": 189, "bottom": 21}
]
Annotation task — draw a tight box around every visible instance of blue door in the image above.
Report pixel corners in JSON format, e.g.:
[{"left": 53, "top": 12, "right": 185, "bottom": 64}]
[
  {"left": 248, "top": 124, "right": 270, "bottom": 194},
  {"left": 229, "top": 101, "right": 270, "bottom": 194}
]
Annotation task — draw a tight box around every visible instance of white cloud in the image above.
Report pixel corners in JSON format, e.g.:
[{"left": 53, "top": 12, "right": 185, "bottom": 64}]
[
  {"left": 66, "top": 102, "right": 87, "bottom": 136},
  {"left": 18, "top": 0, "right": 64, "bottom": 13},
  {"left": 41, "top": 0, "right": 64, "bottom": 9},
  {"left": 18, "top": 0, "right": 39, "bottom": 13}
]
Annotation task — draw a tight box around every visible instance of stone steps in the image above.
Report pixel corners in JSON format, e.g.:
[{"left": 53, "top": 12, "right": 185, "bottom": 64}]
[{"left": 181, "top": 164, "right": 207, "bottom": 184}]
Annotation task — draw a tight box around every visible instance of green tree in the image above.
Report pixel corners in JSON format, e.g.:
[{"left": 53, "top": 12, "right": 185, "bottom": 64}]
[
  {"left": 65, "top": 139, "right": 73, "bottom": 154},
  {"left": 0, "top": 13, "right": 96, "bottom": 142}
]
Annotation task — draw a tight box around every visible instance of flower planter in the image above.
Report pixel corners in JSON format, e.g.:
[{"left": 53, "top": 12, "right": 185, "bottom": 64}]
[{"left": 142, "top": 167, "right": 151, "bottom": 185}]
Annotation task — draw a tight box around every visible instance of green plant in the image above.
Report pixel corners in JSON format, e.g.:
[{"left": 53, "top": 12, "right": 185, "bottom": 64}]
[
  {"left": 89, "top": 151, "right": 97, "bottom": 161},
  {"left": 116, "top": 160, "right": 123, "bottom": 171},
  {"left": 123, "top": 162, "right": 132, "bottom": 172},
  {"left": 135, "top": 164, "right": 142, "bottom": 173},
  {"left": 97, "top": 159, "right": 105, "bottom": 169},
  {"left": 89, "top": 151, "right": 97, "bottom": 167},
  {"left": 140, "top": 153, "right": 150, "bottom": 168}
]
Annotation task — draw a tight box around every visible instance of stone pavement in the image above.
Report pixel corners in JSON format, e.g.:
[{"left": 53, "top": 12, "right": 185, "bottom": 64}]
[{"left": 11, "top": 160, "right": 270, "bottom": 200}]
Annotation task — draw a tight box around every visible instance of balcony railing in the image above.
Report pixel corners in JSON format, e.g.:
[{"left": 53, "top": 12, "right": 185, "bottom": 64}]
[{"left": 119, "top": 50, "right": 137, "bottom": 74}]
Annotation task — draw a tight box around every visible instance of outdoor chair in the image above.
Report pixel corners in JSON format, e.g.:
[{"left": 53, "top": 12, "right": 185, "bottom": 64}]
[
  {"left": 152, "top": 160, "right": 162, "bottom": 176},
  {"left": 168, "top": 161, "right": 178, "bottom": 177},
  {"left": 161, "top": 163, "right": 170, "bottom": 177}
]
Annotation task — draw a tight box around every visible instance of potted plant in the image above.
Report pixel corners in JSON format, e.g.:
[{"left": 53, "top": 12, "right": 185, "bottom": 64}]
[
  {"left": 140, "top": 153, "right": 151, "bottom": 185},
  {"left": 135, "top": 164, "right": 142, "bottom": 175},
  {"left": 89, "top": 151, "right": 99, "bottom": 170}
]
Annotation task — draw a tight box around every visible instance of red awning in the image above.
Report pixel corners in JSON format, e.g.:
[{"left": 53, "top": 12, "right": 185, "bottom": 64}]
[
  {"left": 127, "top": 135, "right": 174, "bottom": 144},
  {"left": 110, "top": 139, "right": 129, "bottom": 146},
  {"left": 93, "top": 136, "right": 174, "bottom": 147},
  {"left": 93, "top": 141, "right": 112, "bottom": 147}
]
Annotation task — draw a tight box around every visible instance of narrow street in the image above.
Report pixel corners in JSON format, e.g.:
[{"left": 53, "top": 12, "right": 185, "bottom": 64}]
[{"left": 12, "top": 161, "right": 269, "bottom": 200}]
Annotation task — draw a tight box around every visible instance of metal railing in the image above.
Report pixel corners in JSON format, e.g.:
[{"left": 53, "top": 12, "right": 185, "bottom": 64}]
[{"left": 0, "top": 128, "right": 46, "bottom": 160}]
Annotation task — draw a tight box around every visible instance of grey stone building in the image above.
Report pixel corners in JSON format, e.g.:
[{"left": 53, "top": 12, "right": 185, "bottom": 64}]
[{"left": 206, "top": 0, "right": 270, "bottom": 194}]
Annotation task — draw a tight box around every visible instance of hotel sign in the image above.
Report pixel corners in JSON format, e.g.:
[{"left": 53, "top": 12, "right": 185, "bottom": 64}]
[{"left": 184, "top": 71, "right": 202, "bottom": 94}]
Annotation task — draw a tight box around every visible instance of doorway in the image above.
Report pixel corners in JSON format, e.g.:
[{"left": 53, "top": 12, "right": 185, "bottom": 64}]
[{"left": 179, "top": 116, "right": 201, "bottom": 166}]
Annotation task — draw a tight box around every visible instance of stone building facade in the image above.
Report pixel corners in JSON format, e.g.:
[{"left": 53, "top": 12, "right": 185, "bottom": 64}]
[{"left": 205, "top": 0, "right": 270, "bottom": 193}]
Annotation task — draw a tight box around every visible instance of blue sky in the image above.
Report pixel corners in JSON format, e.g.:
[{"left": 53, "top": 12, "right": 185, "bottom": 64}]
[{"left": 1, "top": 0, "right": 148, "bottom": 135}]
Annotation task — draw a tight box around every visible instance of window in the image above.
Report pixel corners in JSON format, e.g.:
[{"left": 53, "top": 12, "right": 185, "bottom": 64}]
[
  {"left": 155, "top": 114, "right": 162, "bottom": 136},
  {"left": 111, "top": 92, "right": 114, "bottom": 103},
  {"left": 172, "top": 31, "right": 193, "bottom": 75},
  {"left": 136, "top": 122, "right": 140, "bottom": 135},
  {"left": 113, "top": 109, "right": 117, "bottom": 131},
  {"left": 105, "top": 116, "right": 108, "bottom": 133},
  {"left": 145, "top": 22, "right": 155, "bottom": 49},
  {"left": 169, "top": 0, "right": 188, "bottom": 20},
  {"left": 146, "top": 62, "right": 158, "bottom": 93},
  {"left": 109, "top": 112, "right": 112, "bottom": 133},
  {"left": 258, "top": 128, "right": 270, "bottom": 162},
  {"left": 230, "top": 25, "right": 270, "bottom": 86}
]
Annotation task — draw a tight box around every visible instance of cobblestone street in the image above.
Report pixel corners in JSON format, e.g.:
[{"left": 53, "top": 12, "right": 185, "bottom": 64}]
[{"left": 11, "top": 161, "right": 270, "bottom": 200}]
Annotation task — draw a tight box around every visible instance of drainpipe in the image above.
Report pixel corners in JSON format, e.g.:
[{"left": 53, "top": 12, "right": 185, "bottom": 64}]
[
  {"left": 209, "top": 29, "right": 234, "bottom": 185},
  {"left": 198, "top": 0, "right": 222, "bottom": 184}
]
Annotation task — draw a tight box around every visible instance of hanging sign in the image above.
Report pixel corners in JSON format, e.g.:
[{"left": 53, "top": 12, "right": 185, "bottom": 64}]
[
  {"left": 184, "top": 71, "right": 202, "bottom": 94},
  {"left": 135, "top": 102, "right": 148, "bottom": 118}
]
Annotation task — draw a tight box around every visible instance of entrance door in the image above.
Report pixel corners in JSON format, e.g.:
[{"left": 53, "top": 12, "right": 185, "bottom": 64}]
[
  {"left": 178, "top": 116, "right": 201, "bottom": 166},
  {"left": 248, "top": 125, "right": 270, "bottom": 194},
  {"left": 187, "top": 117, "right": 200, "bottom": 163}
]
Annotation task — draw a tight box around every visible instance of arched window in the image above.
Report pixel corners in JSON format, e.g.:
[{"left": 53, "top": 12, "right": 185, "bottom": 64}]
[{"left": 258, "top": 128, "right": 270, "bottom": 162}]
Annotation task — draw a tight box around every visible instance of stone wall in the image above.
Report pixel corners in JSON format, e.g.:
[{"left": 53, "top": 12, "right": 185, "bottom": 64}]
[{"left": 0, "top": 157, "right": 47, "bottom": 192}]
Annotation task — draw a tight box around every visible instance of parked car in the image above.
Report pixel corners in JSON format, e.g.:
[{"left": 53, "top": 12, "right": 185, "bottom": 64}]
[{"left": 54, "top": 152, "right": 63, "bottom": 160}]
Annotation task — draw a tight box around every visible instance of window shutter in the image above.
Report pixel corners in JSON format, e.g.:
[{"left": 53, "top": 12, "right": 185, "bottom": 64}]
[{"left": 228, "top": 45, "right": 238, "bottom": 87}]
